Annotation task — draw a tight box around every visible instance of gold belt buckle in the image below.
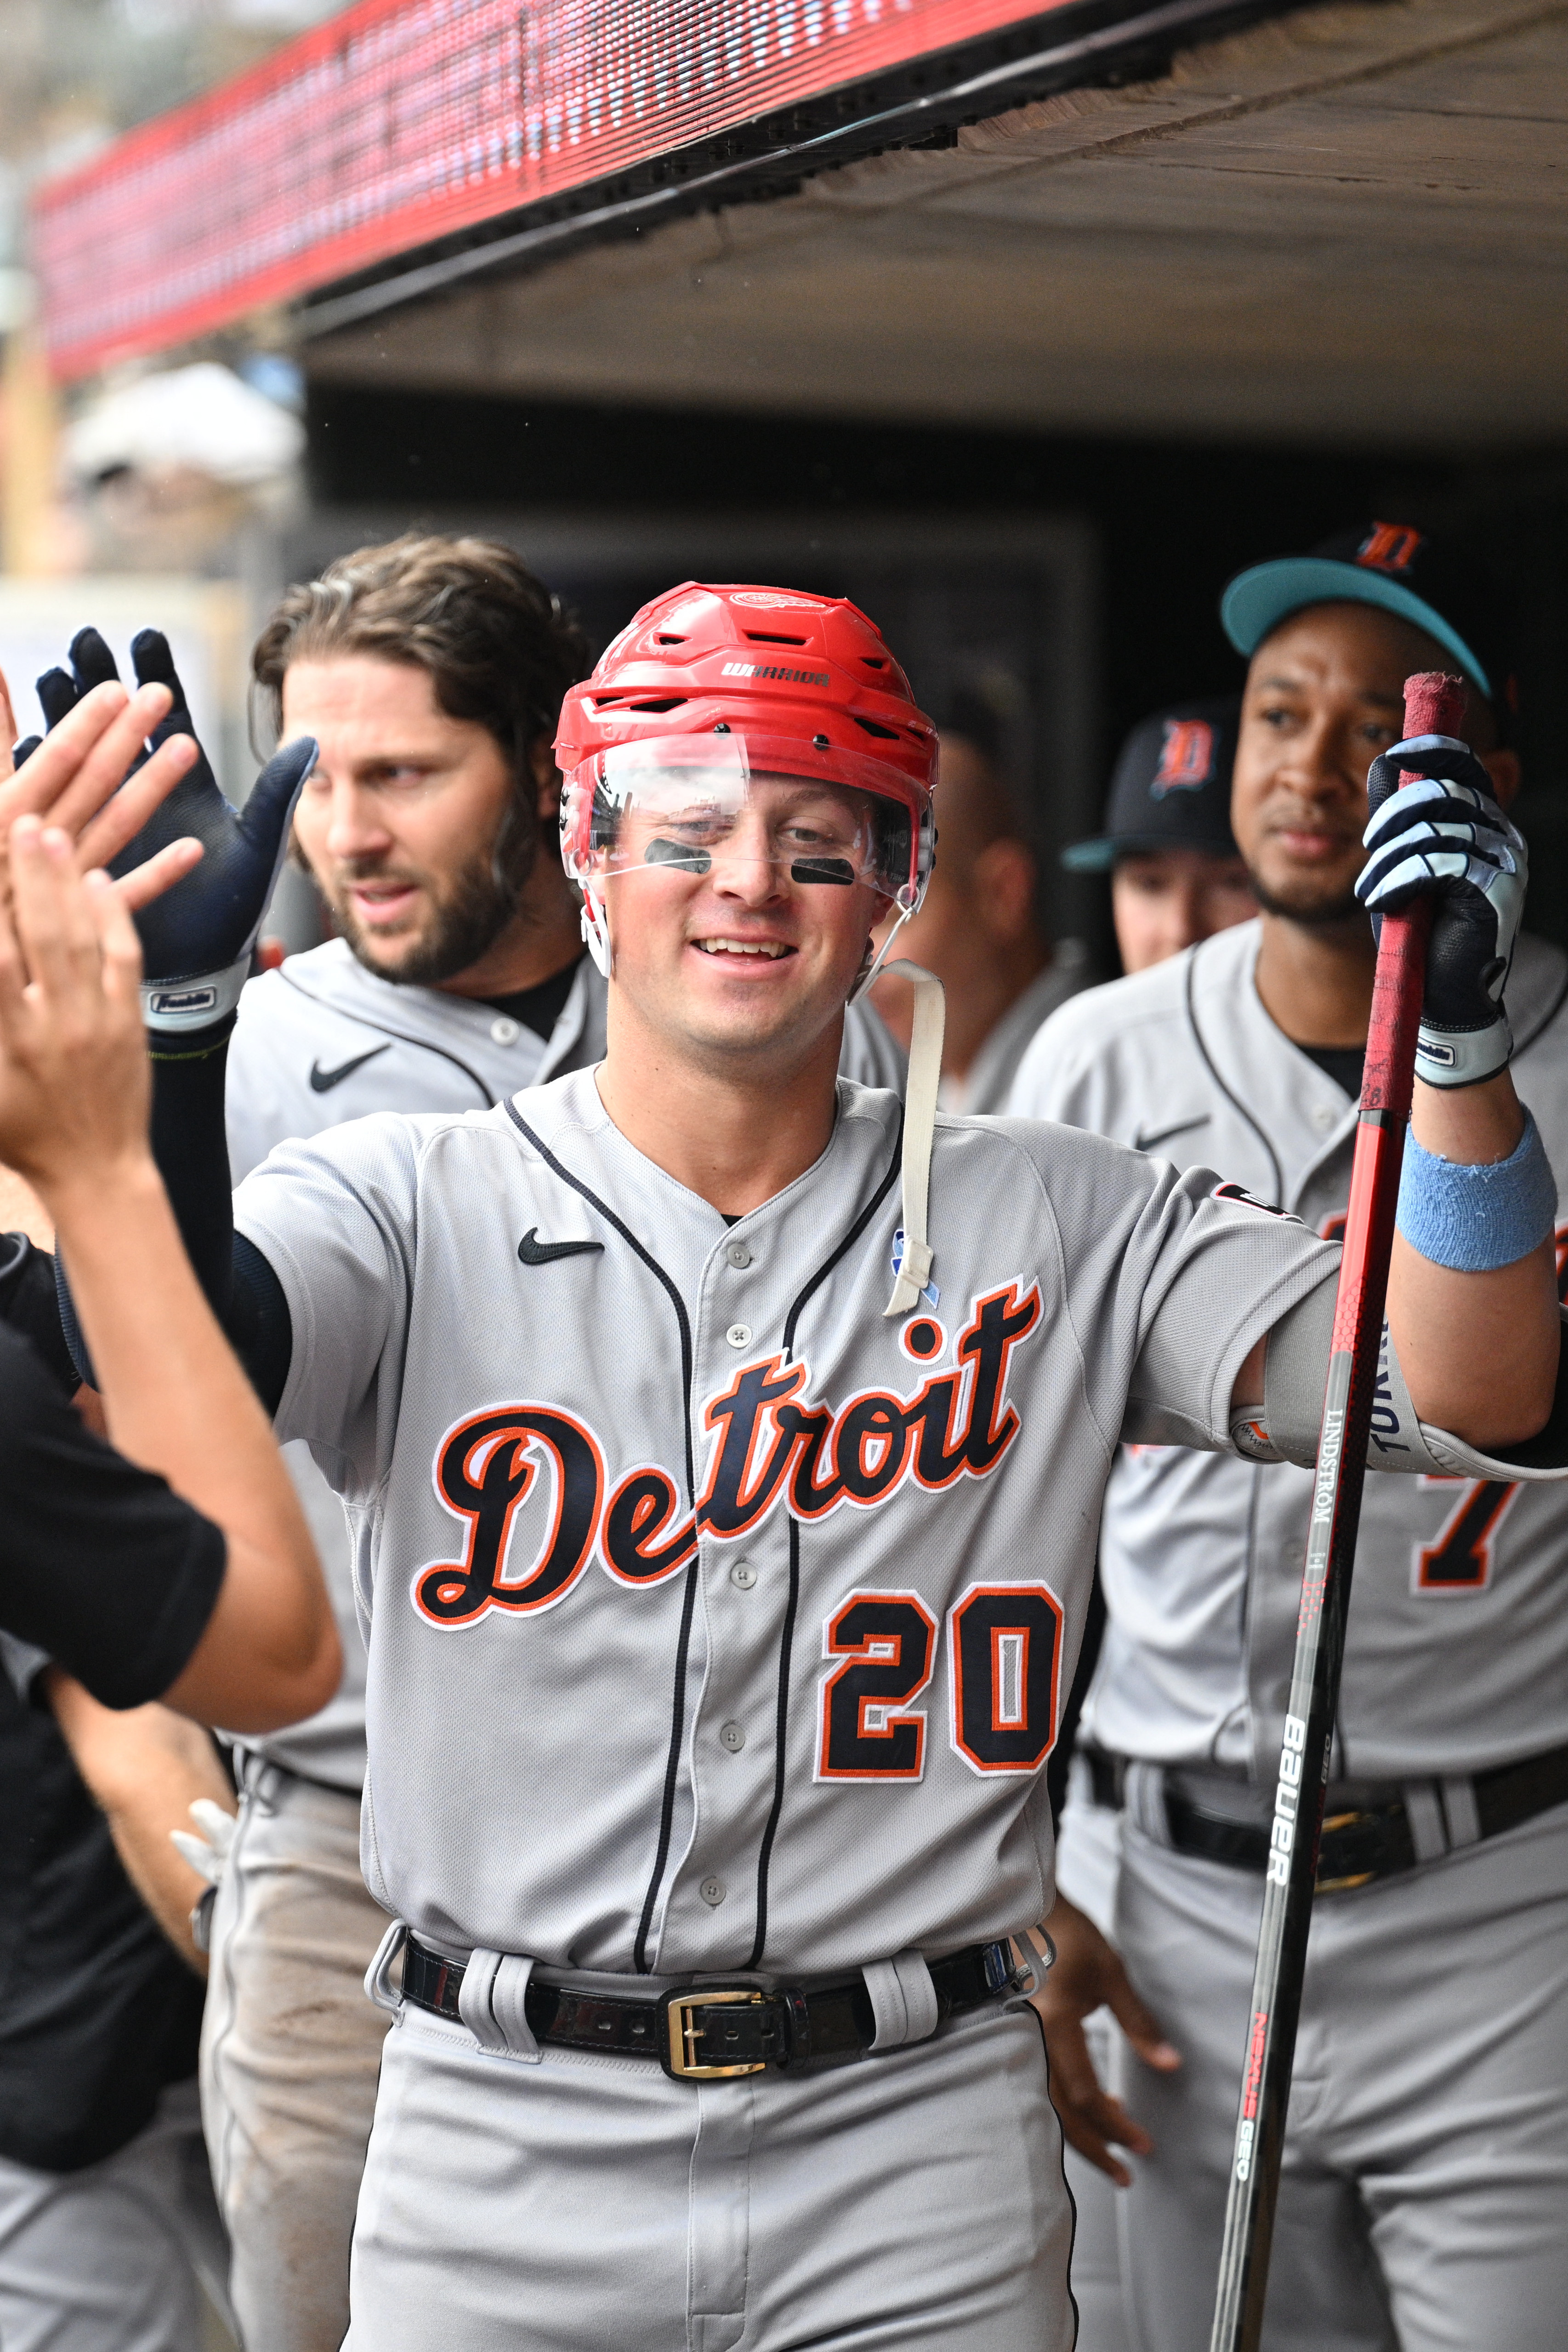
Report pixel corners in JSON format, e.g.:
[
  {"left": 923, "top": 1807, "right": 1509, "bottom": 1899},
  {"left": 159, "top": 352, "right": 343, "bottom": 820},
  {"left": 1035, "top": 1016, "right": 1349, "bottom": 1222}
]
[
  {"left": 663, "top": 1988, "right": 771, "bottom": 2079},
  {"left": 1315, "top": 1807, "right": 1376, "bottom": 1895}
]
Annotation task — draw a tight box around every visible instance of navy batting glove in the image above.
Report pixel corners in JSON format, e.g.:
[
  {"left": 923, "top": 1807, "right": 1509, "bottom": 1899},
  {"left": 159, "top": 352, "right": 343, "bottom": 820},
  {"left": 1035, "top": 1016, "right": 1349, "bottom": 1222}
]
[
  {"left": 1355, "top": 734, "right": 1526, "bottom": 1088},
  {"left": 35, "top": 625, "right": 316, "bottom": 1033}
]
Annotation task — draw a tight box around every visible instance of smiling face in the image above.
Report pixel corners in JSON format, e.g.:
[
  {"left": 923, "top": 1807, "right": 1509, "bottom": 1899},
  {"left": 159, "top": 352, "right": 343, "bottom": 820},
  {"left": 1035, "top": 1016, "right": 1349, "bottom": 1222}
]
[
  {"left": 597, "top": 775, "right": 893, "bottom": 1074},
  {"left": 284, "top": 655, "right": 544, "bottom": 985},
  {"left": 1230, "top": 601, "right": 1511, "bottom": 927}
]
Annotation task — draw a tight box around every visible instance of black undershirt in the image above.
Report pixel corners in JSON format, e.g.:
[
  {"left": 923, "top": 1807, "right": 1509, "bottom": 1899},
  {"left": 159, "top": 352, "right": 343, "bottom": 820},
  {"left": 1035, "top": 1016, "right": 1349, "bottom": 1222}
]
[
  {"left": 482, "top": 949, "right": 585, "bottom": 1043},
  {"left": 1300, "top": 1041, "right": 1366, "bottom": 1103},
  {"left": 0, "top": 1274, "right": 222, "bottom": 2173}
]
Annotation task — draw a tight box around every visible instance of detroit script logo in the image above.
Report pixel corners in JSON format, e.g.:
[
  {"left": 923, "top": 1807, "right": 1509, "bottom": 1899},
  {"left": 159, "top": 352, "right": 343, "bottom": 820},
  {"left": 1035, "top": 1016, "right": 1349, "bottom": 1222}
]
[{"left": 412, "top": 1281, "right": 1041, "bottom": 1629}]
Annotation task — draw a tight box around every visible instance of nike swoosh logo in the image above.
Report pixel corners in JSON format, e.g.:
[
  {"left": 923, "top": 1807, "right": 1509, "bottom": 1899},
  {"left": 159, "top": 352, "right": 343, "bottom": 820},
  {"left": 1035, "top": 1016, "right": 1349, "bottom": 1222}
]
[
  {"left": 1131, "top": 1115, "right": 1211, "bottom": 1151},
  {"left": 517, "top": 1228, "right": 604, "bottom": 1266},
  {"left": 309, "top": 1044, "right": 392, "bottom": 1094}
]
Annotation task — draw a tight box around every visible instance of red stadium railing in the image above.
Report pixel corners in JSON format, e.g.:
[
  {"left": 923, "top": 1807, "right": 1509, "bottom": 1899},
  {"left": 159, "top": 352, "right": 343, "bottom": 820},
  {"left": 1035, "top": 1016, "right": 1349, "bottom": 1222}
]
[{"left": 34, "top": 0, "right": 1259, "bottom": 380}]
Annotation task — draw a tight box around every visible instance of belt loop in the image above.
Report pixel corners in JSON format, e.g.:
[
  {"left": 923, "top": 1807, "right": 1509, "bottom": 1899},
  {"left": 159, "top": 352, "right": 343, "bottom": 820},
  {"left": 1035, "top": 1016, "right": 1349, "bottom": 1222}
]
[
  {"left": 1403, "top": 1783, "right": 1449, "bottom": 1863},
  {"left": 864, "top": 1949, "right": 939, "bottom": 2050},
  {"left": 458, "top": 1949, "right": 540, "bottom": 2063},
  {"left": 234, "top": 1748, "right": 280, "bottom": 1812},
  {"left": 1123, "top": 1760, "right": 1171, "bottom": 1845},
  {"left": 1440, "top": 1776, "right": 1482, "bottom": 1849},
  {"left": 365, "top": 1919, "right": 408, "bottom": 2015}
]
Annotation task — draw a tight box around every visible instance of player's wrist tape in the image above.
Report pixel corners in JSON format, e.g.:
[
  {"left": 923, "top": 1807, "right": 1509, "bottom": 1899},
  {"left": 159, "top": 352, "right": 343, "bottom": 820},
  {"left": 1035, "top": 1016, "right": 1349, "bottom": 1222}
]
[
  {"left": 1415, "top": 1010, "right": 1511, "bottom": 1089},
  {"left": 140, "top": 957, "right": 248, "bottom": 1035},
  {"left": 1395, "top": 1111, "right": 1556, "bottom": 1272}
]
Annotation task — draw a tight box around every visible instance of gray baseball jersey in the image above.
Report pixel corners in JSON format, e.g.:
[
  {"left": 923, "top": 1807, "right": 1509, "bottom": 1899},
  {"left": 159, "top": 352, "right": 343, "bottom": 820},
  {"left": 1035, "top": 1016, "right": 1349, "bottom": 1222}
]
[
  {"left": 230, "top": 1066, "right": 1337, "bottom": 1974},
  {"left": 1009, "top": 917, "right": 1568, "bottom": 1783},
  {"left": 225, "top": 939, "right": 907, "bottom": 1790}
]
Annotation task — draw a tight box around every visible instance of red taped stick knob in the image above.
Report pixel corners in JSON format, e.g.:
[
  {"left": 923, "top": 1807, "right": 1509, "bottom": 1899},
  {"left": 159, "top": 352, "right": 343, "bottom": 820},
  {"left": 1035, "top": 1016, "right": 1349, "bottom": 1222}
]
[{"left": 1401, "top": 671, "right": 1466, "bottom": 766}]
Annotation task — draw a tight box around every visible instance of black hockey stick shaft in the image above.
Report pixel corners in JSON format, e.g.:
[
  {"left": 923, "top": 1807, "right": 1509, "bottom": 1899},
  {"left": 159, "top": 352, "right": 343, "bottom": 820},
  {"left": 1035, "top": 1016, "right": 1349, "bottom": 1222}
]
[{"left": 1207, "top": 670, "right": 1466, "bottom": 2352}]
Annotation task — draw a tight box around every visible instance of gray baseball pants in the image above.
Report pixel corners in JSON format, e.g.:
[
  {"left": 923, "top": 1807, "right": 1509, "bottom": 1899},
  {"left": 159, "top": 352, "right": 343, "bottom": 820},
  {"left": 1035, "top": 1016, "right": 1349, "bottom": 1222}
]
[
  {"left": 1054, "top": 1790, "right": 1133, "bottom": 2352},
  {"left": 1111, "top": 1799, "right": 1568, "bottom": 2352},
  {"left": 345, "top": 1980, "right": 1076, "bottom": 2352},
  {"left": 200, "top": 1760, "right": 392, "bottom": 2352},
  {"left": 0, "top": 2079, "right": 234, "bottom": 2352}
]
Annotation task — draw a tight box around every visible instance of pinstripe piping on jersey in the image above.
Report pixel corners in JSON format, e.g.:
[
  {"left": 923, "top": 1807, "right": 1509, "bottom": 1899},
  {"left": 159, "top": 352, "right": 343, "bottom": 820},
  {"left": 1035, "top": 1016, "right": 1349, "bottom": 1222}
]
[
  {"left": 502, "top": 1097, "right": 697, "bottom": 1974},
  {"left": 499, "top": 1101, "right": 909, "bottom": 1974},
  {"left": 278, "top": 968, "right": 500, "bottom": 1106},
  {"left": 1183, "top": 943, "right": 1285, "bottom": 1207},
  {"left": 748, "top": 1127, "right": 902, "bottom": 1968}
]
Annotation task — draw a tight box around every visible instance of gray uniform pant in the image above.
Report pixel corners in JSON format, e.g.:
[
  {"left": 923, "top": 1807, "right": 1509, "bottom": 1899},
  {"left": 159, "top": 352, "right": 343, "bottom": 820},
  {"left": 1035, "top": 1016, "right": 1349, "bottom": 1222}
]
[
  {"left": 200, "top": 1761, "right": 391, "bottom": 2352},
  {"left": 346, "top": 1984, "right": 1076, "bottom": 2352},
  {"left": 1113, "top": 1800, "right": 1568, "bottom": 2352},
  {"left": 1054, "top": 1794, "right": 1133, "bottom": 2352},
  {"left": 0, "top": 2079, "right": 234, "bottom": 2352}
]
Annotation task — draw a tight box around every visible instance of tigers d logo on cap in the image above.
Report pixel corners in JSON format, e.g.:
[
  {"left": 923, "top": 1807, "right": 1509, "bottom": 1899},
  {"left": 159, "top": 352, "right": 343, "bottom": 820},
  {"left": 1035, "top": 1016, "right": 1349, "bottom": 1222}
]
[
  {"left": 1151, "top": 719, "right": 1216, "bottom": 798},
  {"left": 1355, "top": 522, "right": 1425, "bottom": 575}
]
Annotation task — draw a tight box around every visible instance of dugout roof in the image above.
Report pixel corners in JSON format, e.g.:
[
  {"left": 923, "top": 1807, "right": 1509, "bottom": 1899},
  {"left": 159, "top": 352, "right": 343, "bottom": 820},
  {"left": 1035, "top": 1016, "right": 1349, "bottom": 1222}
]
[{"left": 33, "top": 0, "right": 1568, "bottom": 451}]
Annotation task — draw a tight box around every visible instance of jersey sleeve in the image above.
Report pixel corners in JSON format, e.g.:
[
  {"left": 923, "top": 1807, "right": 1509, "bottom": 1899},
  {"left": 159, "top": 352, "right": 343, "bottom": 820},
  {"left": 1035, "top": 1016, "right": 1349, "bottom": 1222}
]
[
  {"left": 1001, "top": 1119, "right": 1339, "bottom": 1454},
  {"left": 0, "top": 1324, "right": 226, "bottom": 1709},
  {"left": 231, "top": 1112, "right": 421, "bottom": 1490}
]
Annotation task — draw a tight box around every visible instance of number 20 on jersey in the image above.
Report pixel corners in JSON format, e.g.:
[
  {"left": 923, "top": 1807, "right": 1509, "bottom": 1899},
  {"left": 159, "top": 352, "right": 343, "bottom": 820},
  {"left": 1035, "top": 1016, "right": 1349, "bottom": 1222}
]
[{"left": 817, "top": 1581, "right": 1064, "bottom": 1782}]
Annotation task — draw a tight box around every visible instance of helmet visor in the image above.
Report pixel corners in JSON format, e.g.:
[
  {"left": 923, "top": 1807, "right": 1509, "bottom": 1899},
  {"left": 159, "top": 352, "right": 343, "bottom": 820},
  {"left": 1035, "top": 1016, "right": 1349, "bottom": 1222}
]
[{"left": 563, "top": 735, "right": 913, "bottom": 898}]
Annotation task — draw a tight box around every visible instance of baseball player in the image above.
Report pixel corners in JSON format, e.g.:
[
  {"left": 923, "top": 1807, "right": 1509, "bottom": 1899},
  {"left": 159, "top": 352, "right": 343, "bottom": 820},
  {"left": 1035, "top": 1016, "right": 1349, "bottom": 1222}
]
[
  {"left": 1011, "top": 522, "right": 1568, "bottom": 2351},
  {"left": 870, "top": 695, "right": 1086, "bottom": 1109},
  {"left": 59, "top": 575, "right": 1563, "bottom": 2352},
  {"left": 34, "top": 537, "right": 904, "bottom": 2352},
  {"left": 0, "top": 697, "right": 333, "bottom": 2352},
  {"left": 1061, "top": 696, "right": 1256, "bottom": 974}
]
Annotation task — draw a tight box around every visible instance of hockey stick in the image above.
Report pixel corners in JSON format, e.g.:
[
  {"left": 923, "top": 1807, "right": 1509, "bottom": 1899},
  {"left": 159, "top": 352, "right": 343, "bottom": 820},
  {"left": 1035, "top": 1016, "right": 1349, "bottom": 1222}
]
[{"left": 1207, "top": 669, "right": 1466, "bottom": 2352}]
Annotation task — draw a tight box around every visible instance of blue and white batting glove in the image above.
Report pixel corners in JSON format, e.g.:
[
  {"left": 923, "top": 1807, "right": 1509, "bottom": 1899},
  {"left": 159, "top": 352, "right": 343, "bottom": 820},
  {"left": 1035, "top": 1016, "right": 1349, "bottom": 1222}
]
[
  {"left": 1355, "top": 733, "right": 1526, "bottom": 1088},
  {"left": 32, "top": 627, "right": 315, "bottom": 1034}
]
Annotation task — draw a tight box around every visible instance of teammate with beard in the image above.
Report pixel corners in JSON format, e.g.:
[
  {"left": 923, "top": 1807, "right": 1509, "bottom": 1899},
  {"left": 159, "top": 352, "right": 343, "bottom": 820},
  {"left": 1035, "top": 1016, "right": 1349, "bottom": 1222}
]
[
  {"left": 34, "top": 539, "right": 902, "bottom": 2352},
  {"left": 1011, "top": 524, "right": 1568, "bottom": 2351}
]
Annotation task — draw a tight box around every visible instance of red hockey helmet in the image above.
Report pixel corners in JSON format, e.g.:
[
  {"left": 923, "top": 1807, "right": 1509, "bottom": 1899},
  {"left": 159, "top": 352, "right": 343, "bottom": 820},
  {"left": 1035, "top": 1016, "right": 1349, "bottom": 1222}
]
[{"left": 556, "top": 585, "right": 937, "bottom": 957}]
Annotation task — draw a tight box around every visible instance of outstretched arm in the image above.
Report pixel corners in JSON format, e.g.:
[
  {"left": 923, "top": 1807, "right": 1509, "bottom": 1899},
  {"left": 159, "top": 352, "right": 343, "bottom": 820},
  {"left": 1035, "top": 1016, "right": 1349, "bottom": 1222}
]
[{"left": 0, "top": 820, "right": 335, "bottom": 1730}]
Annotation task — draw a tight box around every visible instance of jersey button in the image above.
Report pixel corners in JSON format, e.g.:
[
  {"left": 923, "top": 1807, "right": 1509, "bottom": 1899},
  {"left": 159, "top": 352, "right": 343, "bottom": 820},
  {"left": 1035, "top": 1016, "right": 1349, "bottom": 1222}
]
[
  {"left": 726, "top": 1241, "right": 753, "bottom": 1269},
  {"left": 726, "top": 1322, "right": 752, "bottom": 1349},
  {"left": 729, "top": 1560, "right": 757, "bottom": 1590},
  {"left": 700, "top": 1876, "right": 727, "bottom": 1906},
  {"left": 490, "top": 1016, "right": 520, "bottom": 1045},
  {"left": 719, "top": 1721, "right": 745, "bottom": 1752}
]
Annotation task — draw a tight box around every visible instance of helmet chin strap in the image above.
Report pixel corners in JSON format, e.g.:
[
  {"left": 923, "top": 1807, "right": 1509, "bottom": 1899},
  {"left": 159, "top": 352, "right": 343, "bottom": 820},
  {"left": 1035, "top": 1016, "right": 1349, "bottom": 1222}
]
[
  {"left": 877, "top": 957, "right": 946, "bottom": 1319},
  {"left": 580, "top": 888, "right": 613, "bottom": 978}
]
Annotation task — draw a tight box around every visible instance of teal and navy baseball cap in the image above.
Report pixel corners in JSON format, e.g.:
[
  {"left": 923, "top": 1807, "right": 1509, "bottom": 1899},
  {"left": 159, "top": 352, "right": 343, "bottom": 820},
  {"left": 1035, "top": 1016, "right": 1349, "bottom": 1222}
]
[
  {"left": 1221, "top": 521, "right": 1503, "bottom": 704},
  {"left": 1062, "top": 696, "right": 1240, "bottom": 873}
]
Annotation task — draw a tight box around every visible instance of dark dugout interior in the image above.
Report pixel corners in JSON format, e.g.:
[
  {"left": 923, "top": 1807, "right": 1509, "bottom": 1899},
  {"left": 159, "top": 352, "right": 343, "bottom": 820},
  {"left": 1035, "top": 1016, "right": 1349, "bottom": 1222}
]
[{"left": 307, "top": 383, "right": 1568, "bottom": 977}]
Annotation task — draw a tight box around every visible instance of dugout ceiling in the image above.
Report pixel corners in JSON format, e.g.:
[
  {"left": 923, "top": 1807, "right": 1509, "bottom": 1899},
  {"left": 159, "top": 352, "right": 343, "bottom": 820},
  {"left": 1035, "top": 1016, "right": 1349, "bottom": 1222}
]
[{"left": 299, "top": 0, "right": 1568, "bottom": 453}]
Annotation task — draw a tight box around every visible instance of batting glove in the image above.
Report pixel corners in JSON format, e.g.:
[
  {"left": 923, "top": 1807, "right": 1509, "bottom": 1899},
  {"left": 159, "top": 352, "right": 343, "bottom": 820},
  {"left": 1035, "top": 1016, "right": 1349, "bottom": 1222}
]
[
  {"left": 170, "top": 1797, "right": 238, "bottom": 1955},
  {"left": 1355, "top": 733, "right": 1526, "bottom": 1088},
  {"left": 30, "top": 627, "right": 315, "bottom": 1033}
]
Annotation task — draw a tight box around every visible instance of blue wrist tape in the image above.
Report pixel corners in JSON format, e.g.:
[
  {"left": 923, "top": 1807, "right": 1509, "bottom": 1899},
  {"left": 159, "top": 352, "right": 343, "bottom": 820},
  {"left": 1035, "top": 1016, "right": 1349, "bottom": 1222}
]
[{"left": 1395, "top": 1111, "right": 1558, "bottom": 1273}]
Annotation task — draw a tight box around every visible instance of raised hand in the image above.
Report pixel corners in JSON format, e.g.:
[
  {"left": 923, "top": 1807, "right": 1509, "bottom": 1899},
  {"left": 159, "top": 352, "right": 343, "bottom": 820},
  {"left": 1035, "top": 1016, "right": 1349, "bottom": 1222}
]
[
  {"left": 1357, "top": 732, "right": 1527, "bottom": 1090},
  {"left": 0, "top": 818, "right": 161, "bottom": 1198},
  {"left": 0, "top": 675, "right": 202, "bottom": 912},
  {"left": 23, "top": 625, "right": 314, "bottom": 1032}
]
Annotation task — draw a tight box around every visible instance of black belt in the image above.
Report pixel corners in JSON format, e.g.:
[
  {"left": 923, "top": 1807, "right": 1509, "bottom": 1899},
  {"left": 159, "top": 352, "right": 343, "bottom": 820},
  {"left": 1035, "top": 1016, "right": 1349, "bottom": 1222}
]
[
  {"left": 1084, "top": 1739, "right": 1568, "bottom": 1893},
  {"left": 401, "top": 1936, "right": 1028, "bottom": 2079}
]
